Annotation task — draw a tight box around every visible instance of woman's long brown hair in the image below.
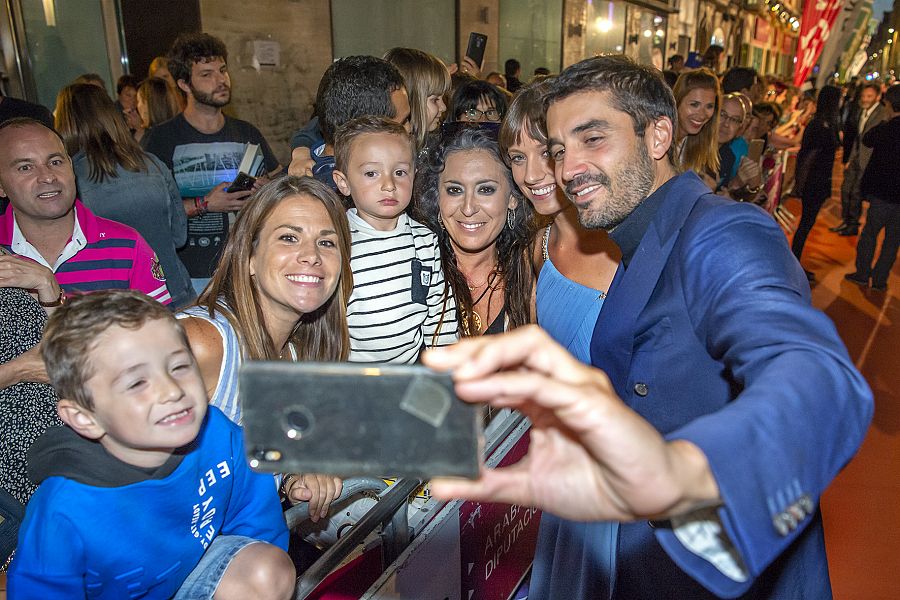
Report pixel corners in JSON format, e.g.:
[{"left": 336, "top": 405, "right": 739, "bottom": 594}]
[
  {"left": 54, "top": 83, "right": 147, "bottom": 183},
  {"left": 197, "top": 176, "right": 352, "bottom": 361}
]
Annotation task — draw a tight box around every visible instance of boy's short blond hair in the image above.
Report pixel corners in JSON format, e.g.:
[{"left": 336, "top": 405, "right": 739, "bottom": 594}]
[
  {"left": 41, "top": 290, "right": 185, "bottom": 410},
  {"left": 333, "top": 115, "right": 416, "bottom": 173}
]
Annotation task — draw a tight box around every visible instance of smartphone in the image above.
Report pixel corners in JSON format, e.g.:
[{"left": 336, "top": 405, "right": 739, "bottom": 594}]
[
  {"left": 747, "top": 139, "right": 765, "bottom": 163},
  {"left": 465, "top": 32, "right": 488, "bottom": 69},
  {"left": 240, "top": 362, "right": 482, "bottom": 479},
  {"left": 226, "top": 171, "right": 256, "bottom": 193}
]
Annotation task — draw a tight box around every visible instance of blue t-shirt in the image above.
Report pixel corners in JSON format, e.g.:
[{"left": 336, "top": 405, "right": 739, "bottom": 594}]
[{"left": 8, "top": 407, "right": 288, "bottom": 599}]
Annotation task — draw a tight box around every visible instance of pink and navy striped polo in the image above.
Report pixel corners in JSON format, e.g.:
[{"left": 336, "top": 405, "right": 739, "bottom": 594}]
[{"left": 0, "top": 200, "right": 171, "bottom": 305}]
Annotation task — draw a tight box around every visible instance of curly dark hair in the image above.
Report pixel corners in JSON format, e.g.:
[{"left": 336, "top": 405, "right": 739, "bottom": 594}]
[
  {"left": 167, "top": 32, "right": 228, "bottom": 87},
  {"left": 413, "top": 127, "right": 534, "bottom": 335}
]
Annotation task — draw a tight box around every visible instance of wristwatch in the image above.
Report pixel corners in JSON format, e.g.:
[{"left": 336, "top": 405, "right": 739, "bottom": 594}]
[{"left": 38, "top": 288, "right": 66, "bottom": 308}]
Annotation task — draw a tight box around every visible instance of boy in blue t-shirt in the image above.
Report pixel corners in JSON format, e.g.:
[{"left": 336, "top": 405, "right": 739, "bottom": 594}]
[{"left": 8, "top": 291, "right": 295, "bottom": 600}]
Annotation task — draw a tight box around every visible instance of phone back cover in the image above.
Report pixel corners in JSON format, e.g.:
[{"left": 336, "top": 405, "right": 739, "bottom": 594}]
[{"left": 240, "top": 362, "right": 482, "bottom": 479}]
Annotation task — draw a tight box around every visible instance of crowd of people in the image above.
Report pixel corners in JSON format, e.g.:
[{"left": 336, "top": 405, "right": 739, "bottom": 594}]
[{"left": 0, "top": 28, "right": 888, "bottom": 599}]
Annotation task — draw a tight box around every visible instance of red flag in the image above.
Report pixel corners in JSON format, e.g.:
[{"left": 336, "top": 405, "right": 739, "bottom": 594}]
[{"left": 794, "top": 0, "right": 844, "bottom": 87}]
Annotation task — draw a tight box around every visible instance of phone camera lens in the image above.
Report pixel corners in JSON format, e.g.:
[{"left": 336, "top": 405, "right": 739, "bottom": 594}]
[{"left": 283, "top": 406, "right": 313, "bottom": 440}]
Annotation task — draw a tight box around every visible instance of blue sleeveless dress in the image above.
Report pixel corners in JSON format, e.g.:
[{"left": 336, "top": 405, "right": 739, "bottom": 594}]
[{"left": 532, "top": 229, "right": 618, "bottom": 599}]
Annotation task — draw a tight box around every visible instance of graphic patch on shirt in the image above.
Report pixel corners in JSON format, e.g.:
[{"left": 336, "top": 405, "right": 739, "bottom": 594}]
[
  {"left": 411, "top": 259, "right": 431, "bottom": 305},
  {"left": 151, "top": 254, "right": 166, "bottom": 281}
]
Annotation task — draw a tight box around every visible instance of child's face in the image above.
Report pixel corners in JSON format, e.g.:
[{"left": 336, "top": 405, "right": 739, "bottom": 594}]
[
  {"left": 334, "top": 132, "right": 413, "bottom": 231},
  {"left": 79, "top": 319, "right": 208, "bottom": 468}
]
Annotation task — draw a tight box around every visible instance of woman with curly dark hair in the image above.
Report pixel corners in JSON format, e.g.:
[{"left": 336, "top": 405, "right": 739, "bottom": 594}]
[{"left": 414, "top": 126, "right": 534, "bottom": 335}]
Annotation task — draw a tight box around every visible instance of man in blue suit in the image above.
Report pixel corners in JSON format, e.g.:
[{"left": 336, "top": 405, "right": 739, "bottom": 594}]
[{"left": 428, "top": 55, "right": 873, "bottom": 599}]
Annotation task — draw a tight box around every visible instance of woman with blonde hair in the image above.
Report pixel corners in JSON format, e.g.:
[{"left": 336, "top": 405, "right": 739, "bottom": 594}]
[
  {"left": 672, "top": 68, "right": 720, "bottom": 181},
  {"left": 54, "top": 83, "right": 194, "bottom": 308},
  {"left": 383, "top": 47, "right": 451, "bottom": 155},
  {"left": 180, "top": 176, "right": 352, "bottom": 519}
]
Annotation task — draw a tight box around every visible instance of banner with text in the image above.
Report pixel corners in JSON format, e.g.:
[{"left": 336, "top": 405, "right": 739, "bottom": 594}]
[{"left": 794, "top": 0, "right": 844, "bottom": 87}]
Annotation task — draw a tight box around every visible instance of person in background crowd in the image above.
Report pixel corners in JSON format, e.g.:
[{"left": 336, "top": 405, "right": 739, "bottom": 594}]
[
  {"left": 504, "top": 58, "right": 523, "bottom": 94},
  {"left": 448, "top": 79, "right": 508, "bottom": 125},
  {"left": 0, "top": 94, "right": 52, "bottom": 129},
  {"left": 701, "top": 44, "right": 724, "bottom": 72},
  {"left": 73, "top": 73, "right": 107, "bottom": 94},
  {"left": 414, "top": 126, "right": 533, "bottom": 336},
  {"left": 672, "top": 69, "right": 720, "bottom": 186},
  {"left": 0, "top": 281, "right": 61, "bottom": 571},
  {"left": 55, "top": 83, "right": 194, "bottom": 308},
  {"left": 115, "top": 74, "right": 142, "bottom": 133},
  {"left": 427, "top": 54, "right": 872, "bottom": 600},
  {"left": 149, "top": 55, "right": 186, "bottom": 110},
  {"left": 662, "top": 70, "right": 678, "bottom": 89},
  {"left": 142, "top": 32, "right": 281, "bottom": 295},
  {"left": 485, "top": 72, "right": 507, "bottom": 89},
  {"left": 0, "top": 117, "right": 173, "bottom": 393},
  {"left": 791, "top": 86, "right": 842, "bottom": 282},
  {"left": 745, "top": 101, "right": 781, "bottom": 149},
  {"left": 833, "top": 81, "right": 886, "bottom": 236},
  {"left": 333, "top": 116, "right": 458, "bottom": 362},
  {"left": 287, "top": 56, "right": 410, "bottom": 189},
  {"left": 717, "top": 92, "right": 757, "bottom": 193},
  {"left": 667, "top": 54, "right": 685, "bottom": 73},
  {"left": 846, "top": 84, "right": 900, "bottom": 292},
  {"left": 179, "top": 176, "right": 349, "bottom": 519},
  {"left": 134, "top": 76, "right": 182, "bottom": 143},
  {"left": 383, "top": 47, "right": 451, "bottom": 157},
  {"left": 722, "top": 66, "right": 764, "bottom": 103}
]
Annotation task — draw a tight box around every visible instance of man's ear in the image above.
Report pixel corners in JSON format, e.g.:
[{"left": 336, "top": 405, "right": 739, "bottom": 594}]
[
  {"left": 332, "top": 170, "right": 351, "bottom": 197},
  {"left": 647, "top": 116, "right": 674, "bottom": 161},
  {"left": 57, "top": 399, "right": 105, "bottom": 441},
  {"left": 176, "top": 79, "right": 191, "bottom": 96}
]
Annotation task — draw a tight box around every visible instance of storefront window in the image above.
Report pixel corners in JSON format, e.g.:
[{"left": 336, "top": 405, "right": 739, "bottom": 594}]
[
  {"left": 585, "top": 1, "right": 627, "bottom": 55},
  {"left": 499, "top": 0, "right": 563, "bottom": 75},
  {"left": 624, "top": 7, "right": 666, "bottom": 70}
]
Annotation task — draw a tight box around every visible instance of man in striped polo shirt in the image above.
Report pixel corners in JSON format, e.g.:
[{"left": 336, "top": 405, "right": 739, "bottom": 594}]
[{"left": 0, "top": 118, "right": 170, "bottom": 305}]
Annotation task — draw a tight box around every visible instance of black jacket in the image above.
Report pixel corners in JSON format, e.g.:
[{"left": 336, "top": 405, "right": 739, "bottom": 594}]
[{"left": 860, "top": 116, "right": 900, "bottom": 204}]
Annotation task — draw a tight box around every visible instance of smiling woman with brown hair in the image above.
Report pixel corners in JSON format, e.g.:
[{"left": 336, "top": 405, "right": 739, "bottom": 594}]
[{"left": 179, "top": 175, "right": 352, "bottom": 519}]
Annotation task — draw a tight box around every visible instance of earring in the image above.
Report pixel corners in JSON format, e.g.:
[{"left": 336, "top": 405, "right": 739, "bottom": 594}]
[
  {"left": 439, "top": 215, "right": 446, "bottom": 230},
  {"left": 507, "top": 208, "right": 514, "bottom": 229}
]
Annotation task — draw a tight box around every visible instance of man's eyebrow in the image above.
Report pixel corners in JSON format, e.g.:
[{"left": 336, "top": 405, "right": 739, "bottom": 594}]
[{"left": 571, "top": 119, "right": 612, "bottom": 135}]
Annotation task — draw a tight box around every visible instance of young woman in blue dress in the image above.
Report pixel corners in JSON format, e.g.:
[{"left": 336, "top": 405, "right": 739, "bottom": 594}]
[{"left": 499, "top": 81, "right": 621, "bottom": 599}]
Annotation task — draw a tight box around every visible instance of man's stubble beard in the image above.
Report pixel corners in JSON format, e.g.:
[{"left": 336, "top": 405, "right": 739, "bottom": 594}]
[{"left": 567, "top": 140, "right": 655, "bottom": 231}]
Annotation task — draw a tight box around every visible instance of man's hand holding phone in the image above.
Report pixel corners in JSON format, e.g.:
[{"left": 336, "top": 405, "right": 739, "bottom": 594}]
[{"left": 205, "top": 181, "right": 253, "bottom": 213}]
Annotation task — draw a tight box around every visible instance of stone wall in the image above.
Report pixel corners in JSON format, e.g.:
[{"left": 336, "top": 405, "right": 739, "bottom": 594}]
[
  {"left": 200, "top": 0, "right": 333, "bottom": 165},
  {"left": 457, "top": 0, "right": 501, "bottom": 74}
]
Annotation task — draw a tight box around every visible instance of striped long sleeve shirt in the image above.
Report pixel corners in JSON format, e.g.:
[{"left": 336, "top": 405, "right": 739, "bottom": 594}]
[{"left": 346, "top": 209, "right": 458, "bottom": 363}]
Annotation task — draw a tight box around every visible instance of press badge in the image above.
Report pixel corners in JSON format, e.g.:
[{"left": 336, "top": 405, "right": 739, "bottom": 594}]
[{"left": 411, "top": 259, "right": 432, "bottom": 305}]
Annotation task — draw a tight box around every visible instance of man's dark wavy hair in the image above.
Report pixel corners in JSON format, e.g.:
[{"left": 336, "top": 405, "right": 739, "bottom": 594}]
[
  {"left": 316, "top": 56, "right": 405, "bottom": 146},
  {"left": 167, "top": 32, "right": 228, "bottom": 86},
  {"left": 543, "top": 54, "right": 677, "bottom": 138}
]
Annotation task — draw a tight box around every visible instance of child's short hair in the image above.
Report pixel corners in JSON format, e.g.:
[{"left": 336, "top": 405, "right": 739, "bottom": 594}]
[
  {"left": 333, "top": 116, "right": 416, "bottom": 173},
  {"left": 41, "top": 291, "right": 185, "bottom": 411}
]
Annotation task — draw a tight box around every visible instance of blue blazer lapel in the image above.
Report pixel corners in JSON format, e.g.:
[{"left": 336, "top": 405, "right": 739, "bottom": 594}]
[{"left": 590, "top": 172, "right": 711, "bottom": 398}]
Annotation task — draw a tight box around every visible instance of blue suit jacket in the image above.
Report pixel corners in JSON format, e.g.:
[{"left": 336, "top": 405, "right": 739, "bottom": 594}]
[{"left": 536, "top": 172, "right": 873, "bottom": 599}]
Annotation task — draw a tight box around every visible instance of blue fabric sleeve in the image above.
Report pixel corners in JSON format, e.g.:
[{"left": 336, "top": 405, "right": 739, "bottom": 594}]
[
  {"left": 8, "top": 485, "right": 87, "bottom": 599},
  {"left": 218, "top": 414, "right": 289, "bottom": 551},
  {"left": 654, "top": 203, "right": 873, "bottom": 597}
]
